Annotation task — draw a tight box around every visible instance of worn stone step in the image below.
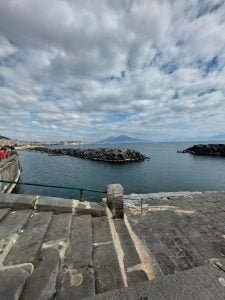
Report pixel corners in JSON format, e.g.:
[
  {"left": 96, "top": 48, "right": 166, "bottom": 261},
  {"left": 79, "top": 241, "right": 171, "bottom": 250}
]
[
  {"left": 113, "top": 219, "right": 140, "bottom": 269},
  {"left": 21, "top": 248, "right": 60, "bottom": 300},
  {"left": 76, "top": 202, "right": 106, "bottom": 217},
  {"left": 0, "top": 208, "right": 10, "bottom": 222},
  {"left": 65, "top": 215, "right": 93, "bottom": 268},
  {"left": 0, "top": 210, "right": 32, "bottom": 265},
  {"left": 57, "top": 266, "right": 95, "bottom": 300},
  {"left": 0, "top": 266, "right": 32, "bottom": 300},
  {"left": 93, "top": 242, "right": 124, "bottom": 294},
  {"left": 92, "top": 215, "right": 124, "bottom": 294},
  {"left": 57, "top": 215, "right": 94, "bottom": 299},
  {"left": 92, "top": 217, "right": 112, "bottom": 244},
  {"left": 0, "top": 194, "right": 36, "bottom": 209},
  {"left": 127, "top": 270, "right": 149, "bottom": 286},
  {"left": 85, "top": 263, "right": 225, "bottom": 300},
  {"left": 0, "top": 210, "right": 31, "bottom": 239},
  {"left": 4, "top": 211, "right": 53, "bottom": 266},
  {"left": 113, "top": 219, "right": 148, "bottom": 285},
  {"left": 36, "top": 196, "right": 74, "bottom": 213},
  {"left": 44, "top": 213, "right": 72, "bottom": 242},
  {"left": 93, "top": 217, "right": 126, "bottom": 293}
]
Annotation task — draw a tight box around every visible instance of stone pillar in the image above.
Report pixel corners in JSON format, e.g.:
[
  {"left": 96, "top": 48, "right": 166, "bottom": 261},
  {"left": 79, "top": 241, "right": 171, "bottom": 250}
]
[{"left": 107, "top": 184, "right": 124, "bottom": 218}]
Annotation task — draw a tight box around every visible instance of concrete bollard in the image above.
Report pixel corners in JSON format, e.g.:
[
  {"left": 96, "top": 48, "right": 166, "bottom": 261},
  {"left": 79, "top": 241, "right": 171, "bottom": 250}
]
[{"left": 107, "top": 184, "right": 124, "bottom": 218}]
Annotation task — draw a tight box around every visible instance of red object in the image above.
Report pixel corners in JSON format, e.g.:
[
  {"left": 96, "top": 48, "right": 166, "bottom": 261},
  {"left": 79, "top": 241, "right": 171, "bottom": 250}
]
[{"left": 0, "top": 151, "right": 10, "bottom": 160}]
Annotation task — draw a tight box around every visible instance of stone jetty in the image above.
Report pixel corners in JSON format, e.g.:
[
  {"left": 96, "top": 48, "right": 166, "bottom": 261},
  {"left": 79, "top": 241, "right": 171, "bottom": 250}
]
[
  {"left": 27, "top": 147, "right": 149, "bottom": 162},
  {"left": 179, "top": 143, "right": 225, "bottom": 157},
  {"left": 0, "top": 187, "right": 225, "bottom": 299}
]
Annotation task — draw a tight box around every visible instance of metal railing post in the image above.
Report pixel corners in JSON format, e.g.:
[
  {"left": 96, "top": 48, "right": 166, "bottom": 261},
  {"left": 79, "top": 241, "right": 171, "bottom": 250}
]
[{"left": 80, "top": 189, "right": 84, "bottom": 201}]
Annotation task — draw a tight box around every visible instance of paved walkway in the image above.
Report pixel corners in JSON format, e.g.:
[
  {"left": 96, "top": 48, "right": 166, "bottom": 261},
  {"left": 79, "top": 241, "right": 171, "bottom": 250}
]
[{"left": 125, "top": 191, "right": 225, "bottom": 276}]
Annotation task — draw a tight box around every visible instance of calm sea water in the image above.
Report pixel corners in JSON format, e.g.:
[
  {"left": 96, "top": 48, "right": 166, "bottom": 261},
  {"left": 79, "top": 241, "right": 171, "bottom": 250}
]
[{"left": 15, "top": 141, "right": 225, "bottom": 201}]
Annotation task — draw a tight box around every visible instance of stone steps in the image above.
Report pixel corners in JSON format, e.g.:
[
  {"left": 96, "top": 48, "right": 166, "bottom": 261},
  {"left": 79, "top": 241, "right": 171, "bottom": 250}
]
[
  {"left": 4, "top": 212, "right": 53, "bottom": 266},
  {"left": 113, "top": 219, "right": 148, "bottom": 285},
  {"left": 0, "top": 193, "right": 151, "bottom": 299},
  {"left": 0, "top": 207, "right": 128, "bottom": 299},
  {"left": 84, "top": 261, "right": 225, "bottom": 300}
]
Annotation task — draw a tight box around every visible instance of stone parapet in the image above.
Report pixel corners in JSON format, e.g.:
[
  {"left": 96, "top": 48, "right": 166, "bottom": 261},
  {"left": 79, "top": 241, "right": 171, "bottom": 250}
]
[{"left": 107, "top": 184, "right": 124, "bottom": 218}]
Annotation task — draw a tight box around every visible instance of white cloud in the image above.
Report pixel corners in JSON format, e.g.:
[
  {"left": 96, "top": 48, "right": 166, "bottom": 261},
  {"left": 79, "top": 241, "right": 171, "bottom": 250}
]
[{"left": 0, "top": 0, "right": 225, "bottom": 141}]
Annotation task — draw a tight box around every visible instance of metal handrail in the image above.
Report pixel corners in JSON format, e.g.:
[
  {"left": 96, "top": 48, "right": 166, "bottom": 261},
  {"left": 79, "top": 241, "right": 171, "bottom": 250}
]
[{"left": 0, "top": 179, "right": 106, "bottom": 201}]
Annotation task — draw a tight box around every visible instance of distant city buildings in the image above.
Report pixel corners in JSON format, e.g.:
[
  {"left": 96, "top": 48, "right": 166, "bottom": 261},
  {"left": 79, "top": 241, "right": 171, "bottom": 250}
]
[{"left": 0, "top": 138, "right": 83, "bottom": 147}]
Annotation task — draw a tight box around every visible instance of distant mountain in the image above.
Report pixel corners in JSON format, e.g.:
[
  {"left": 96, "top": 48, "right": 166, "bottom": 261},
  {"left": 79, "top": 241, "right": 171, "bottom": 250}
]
[
  {"left": 99, "top": 135, "right": 144, "bottom": 143},
  {"left": 0, "top": 135, "right": 9, "bottom": 140}
]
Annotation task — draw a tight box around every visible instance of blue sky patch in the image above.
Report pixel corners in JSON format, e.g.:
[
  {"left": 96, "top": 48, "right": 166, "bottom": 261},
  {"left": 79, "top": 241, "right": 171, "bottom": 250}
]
[
  {"left": 161, "top": 61, "right": 178, "bottom": 74},
  {"left": 198, "top": 88, "right": 217, "bottom": 97}
]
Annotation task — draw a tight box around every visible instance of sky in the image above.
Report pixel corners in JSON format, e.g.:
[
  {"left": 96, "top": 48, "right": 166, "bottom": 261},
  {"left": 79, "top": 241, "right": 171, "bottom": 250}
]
[{"left": 1, "top": 0, "right": 225, "bottom": 142}]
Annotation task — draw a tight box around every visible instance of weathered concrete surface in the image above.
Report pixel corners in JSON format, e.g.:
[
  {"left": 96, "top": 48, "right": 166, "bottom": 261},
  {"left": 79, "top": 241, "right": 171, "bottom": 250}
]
[
  {"left": 0, "top": 194, "right": 35, "bottom": 209},
  {"left": 36, "top": 196, "right": 74, "bottom": 213},
  {"left": 113, "top": 219, "right": 148, "bottom": 285},
  {"left": 92, "top": 217, "right": 112, "bottom": 244},
  {"left": 0, "top": 210, "right": 31, "bottom": 239},
  {"left": 93, "top": 243, "right": 124, "bottom": 294},
  {"left": 35, "top": 196, "right": 106, "bottom": 216},
  {"left": 0, "top": 192, "right": 224, "bottom": 299},
  {"left": 44, "top": 213, "right": 72, "bottom": 242},
  {"left": 114, "top": 219, "right": 140, "bottom": 269},
  {"left": 57, "top": 215, "right": 95, "bottom": 299},
  {"left": 0, "top": 266, "right": 32, "bottom": 300},
  {"left": 124, "top": 191, "right": 225, "bottom": 276},
  {"left": 0, "top": 208, "right": 10, "bottom": 222},
  {"left": 90, "top": 202, "right": 106, "bottom": 217},
  {"left": 86, "top": 263, "right": 225, "bottom": 300},
  {"left": 65, "top": 215, "right": 93, "bottom": 268},
  {"left": 57, "top": 267, "right": 95, "bottom": 300},
  {"left": 4, "top": 212, "right": 53, "bottom": 266},
  {"left": 21, "top": 248, "right": 60, "bottom": 300}
]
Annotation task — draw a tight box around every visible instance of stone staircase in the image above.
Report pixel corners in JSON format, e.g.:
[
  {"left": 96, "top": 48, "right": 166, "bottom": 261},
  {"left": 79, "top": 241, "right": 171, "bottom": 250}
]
[{"left": 0, "top": 193, "right": 149, "bottom": 299}]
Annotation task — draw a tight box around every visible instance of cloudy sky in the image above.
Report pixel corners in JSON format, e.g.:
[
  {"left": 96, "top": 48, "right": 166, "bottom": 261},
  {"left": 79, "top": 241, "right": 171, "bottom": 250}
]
[{"left": 0, "top": 0, "right": 225, "bottom": 141}]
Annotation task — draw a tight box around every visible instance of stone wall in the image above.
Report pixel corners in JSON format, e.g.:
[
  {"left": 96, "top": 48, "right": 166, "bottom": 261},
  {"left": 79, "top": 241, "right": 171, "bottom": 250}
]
[{"left": 0, "top": 154, "right": 20, "bottom": 193}]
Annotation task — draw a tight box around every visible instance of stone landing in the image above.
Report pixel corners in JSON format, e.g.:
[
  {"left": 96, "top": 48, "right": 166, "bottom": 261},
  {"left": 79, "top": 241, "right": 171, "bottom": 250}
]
[{"left": 124, "top": 191, "right": 225, "bottom": 277}]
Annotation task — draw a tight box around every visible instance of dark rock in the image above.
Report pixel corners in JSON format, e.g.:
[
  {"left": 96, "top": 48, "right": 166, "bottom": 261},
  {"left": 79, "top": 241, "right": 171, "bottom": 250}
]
[
  {"left": 27, "top": 147, "right": 150, "bottom": 163},
  {"left": 179, "top": 144, "right": 225, "bottom": 157}
]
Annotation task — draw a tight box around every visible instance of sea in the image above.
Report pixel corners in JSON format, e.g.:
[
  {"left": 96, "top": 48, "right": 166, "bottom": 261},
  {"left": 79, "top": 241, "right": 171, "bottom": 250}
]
[{"left": 15, "top": 141, "right": 225, "bottom": 201}]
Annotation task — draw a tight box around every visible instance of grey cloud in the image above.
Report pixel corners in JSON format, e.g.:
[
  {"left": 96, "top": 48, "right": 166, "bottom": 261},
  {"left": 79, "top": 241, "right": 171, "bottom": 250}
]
[{"left": 0, "top": 0, "right": 225, "bottom": 140}]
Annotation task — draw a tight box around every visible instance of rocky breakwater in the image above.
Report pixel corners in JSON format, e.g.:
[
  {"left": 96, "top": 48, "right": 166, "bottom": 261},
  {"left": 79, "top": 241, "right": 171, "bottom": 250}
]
[
  {"left": 179, "top": 143, "right": 225, "bottom": 157},
  {"left": 28, "top": 147, "right": 149, "bottom": 162}
]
